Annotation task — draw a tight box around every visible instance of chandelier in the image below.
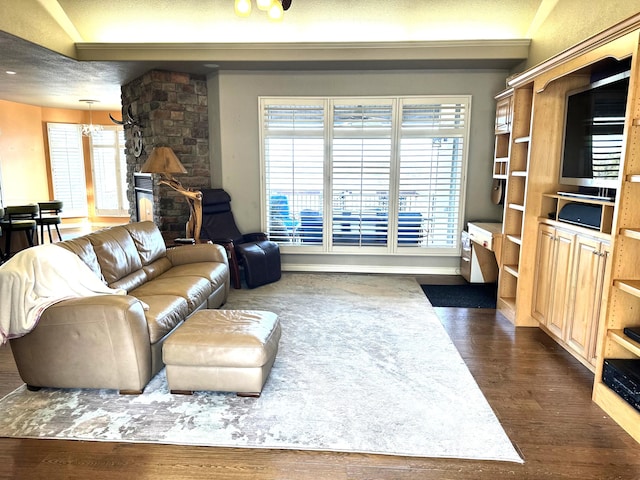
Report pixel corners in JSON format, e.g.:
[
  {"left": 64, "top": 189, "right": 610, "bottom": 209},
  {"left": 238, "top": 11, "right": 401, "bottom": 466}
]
[
  {"left": 79, "top": 99, "right": 104, "bottom": 137},
  {"left": 234, "top": 0, "right": 292, "bottom": 21}
]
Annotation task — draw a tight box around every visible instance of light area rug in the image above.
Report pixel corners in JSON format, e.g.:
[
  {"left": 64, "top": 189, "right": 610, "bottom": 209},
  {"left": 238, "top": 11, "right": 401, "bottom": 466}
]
[{"left": 0, "top": 273, "right": 522, "bottom": 463}]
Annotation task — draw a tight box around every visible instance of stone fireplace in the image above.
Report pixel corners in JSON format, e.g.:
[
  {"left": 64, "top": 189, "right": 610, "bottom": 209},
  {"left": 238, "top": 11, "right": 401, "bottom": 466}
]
[{"left": 121, "top": 70, "right": 211, "bottom": 243}]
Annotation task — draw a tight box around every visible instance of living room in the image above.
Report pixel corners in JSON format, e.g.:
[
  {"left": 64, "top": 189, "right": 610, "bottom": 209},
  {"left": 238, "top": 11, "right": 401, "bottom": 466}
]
[{"left": 1, "top": 1, "right": 640, "bottom": 478}]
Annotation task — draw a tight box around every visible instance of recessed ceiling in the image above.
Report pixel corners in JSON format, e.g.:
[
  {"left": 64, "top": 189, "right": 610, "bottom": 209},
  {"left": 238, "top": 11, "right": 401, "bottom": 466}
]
[{"left": 0, "top": 0, "right": 545, "bottom": 110}]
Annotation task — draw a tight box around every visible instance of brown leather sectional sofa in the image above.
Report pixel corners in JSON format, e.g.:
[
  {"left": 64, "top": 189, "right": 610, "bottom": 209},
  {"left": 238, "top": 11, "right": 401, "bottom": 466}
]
[{"left": 9, "top": 221, "right": 230, "bottom": 393}]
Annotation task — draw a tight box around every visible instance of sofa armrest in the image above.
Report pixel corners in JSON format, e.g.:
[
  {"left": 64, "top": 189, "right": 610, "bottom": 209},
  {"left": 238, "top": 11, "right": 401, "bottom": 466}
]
[
  {"left": 9, "top": 295, "right": 152, "bottom": 392},
  {"left": 165, "top": 242, "right": 229, "bottom": 269}
]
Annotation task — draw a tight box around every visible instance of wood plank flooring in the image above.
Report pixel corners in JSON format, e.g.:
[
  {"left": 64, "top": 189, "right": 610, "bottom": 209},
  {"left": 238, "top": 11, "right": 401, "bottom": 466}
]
[{"left": 0, "top": 306, "right": 639, "bottom": 479}]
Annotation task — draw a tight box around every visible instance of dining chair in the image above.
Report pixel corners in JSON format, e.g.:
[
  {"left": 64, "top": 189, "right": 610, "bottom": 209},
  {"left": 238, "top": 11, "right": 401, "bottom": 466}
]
[
  {"left": 0, "top": 204, "right": 39, "bottom": 259},
  {"left": 36, "top": 200, "right": 63, "bottom": 244}
]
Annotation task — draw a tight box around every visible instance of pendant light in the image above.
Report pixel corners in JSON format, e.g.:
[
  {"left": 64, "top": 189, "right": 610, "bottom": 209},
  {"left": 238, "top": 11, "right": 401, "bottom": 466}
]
[{"left": 79, "top": 99, "right": 103, "bottom": 137}]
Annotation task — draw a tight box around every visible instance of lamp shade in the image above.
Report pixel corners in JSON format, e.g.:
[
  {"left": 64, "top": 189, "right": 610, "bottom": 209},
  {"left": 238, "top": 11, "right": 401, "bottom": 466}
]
[{"left": 140, "top": 147, "right": 187, "bottom": 175}]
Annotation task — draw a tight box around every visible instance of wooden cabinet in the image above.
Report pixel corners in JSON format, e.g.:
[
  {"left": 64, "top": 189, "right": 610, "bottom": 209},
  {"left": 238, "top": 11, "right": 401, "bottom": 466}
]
[
  {"left": 532, "top": 224, "right": 575, "bottom": 339},
  {"left": 499, "top": 13, "right": 640, "bottom": 444},
  {"left": 494, "top": 86, "right": 534, "bottom": 324},
  {"left": 494, "top": 94, "right": 513, "bottom": 134},
  {"left": 532, "top": 223, "right": 609, "bottom": 368},
  {"left": 566, "top": 236, "right": 609, "bottom": 364},
  {"left": 492, "top": 90, "right": 512, "bottom": 180}
]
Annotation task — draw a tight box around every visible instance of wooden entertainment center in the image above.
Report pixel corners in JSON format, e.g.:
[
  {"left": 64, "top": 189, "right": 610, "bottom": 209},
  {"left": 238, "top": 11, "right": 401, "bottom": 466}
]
[{"left": 492, "top": 13, "right": 640, "bottom": 443}]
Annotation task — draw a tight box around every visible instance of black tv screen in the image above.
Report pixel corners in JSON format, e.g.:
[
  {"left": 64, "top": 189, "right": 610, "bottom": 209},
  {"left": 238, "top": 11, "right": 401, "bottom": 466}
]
[{"left": 560, "top": 71, "right": 630, "bottom": 189}]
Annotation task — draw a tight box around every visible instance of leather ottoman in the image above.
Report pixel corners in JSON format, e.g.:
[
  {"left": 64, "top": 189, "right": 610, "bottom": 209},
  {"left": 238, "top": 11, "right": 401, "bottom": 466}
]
[{"left": 163, "top": 309, "right": 280, "bottom": 396}]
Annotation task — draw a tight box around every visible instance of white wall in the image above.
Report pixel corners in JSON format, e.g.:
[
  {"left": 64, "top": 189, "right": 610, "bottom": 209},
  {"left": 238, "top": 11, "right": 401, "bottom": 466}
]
[{"left": 209, "top": 69, "right": 507, "bottom": 274}]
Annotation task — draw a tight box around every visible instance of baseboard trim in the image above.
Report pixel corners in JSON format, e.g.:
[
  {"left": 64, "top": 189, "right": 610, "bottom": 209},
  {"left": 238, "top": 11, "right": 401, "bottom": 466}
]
[{"left": 282, "top": 264, "right": 460, "bottom": 275}]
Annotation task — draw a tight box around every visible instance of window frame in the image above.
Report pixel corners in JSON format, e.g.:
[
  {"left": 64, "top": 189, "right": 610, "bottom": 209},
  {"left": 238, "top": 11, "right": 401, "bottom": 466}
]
[
  {"left": 89, "top": 126, "right": 129, "bottom": 217},
  {"left": 46, "top": 122, "right": 89, "bottom": 218},
  {"left": 259, "top": 95, "right": 470, "bottom": 256}
]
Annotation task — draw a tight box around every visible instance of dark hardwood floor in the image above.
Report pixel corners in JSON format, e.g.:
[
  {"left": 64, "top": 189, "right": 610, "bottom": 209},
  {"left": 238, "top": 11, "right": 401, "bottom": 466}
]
[{"left": 0, "top": 306, "right": 639, "bottom": 479}]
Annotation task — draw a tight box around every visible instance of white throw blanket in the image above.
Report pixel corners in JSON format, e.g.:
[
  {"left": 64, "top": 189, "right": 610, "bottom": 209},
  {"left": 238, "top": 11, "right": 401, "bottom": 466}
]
[{"left": 0, "top": 244, "right": 124, "bottom": 344}]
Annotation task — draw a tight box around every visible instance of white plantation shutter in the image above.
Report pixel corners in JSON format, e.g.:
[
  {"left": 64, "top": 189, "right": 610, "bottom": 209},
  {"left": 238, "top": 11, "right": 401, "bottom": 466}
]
[
  {"left": 398, "top": 99, "right": 468, "bottom": 248},
  {"left": 46, "top": 123, "right": 88, "bottom": 217},
  {"left": 90, "top": 126, "right": 129, "bottom": 216},
  {"left": 331, "top": 101, "right": 393, "bottom": 246},
  {"left": 260, "top": 96, "right": 469, "bottom": 253},
  {"left": 262, "top": 100, "right": 325, "bottom": 243}
]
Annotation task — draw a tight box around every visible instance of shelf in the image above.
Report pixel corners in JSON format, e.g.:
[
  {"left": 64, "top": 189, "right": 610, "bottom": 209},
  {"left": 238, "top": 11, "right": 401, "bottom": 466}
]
[
  {"left": 621, "top": 228, "right": 640, "bottom": 241},
  {"left": 494, "top": 157, "right": 509, "bottom": 163},
  {"left": 498, "top": 296, "right": 516, "bottom": 311},
  {"left": 627, "top": 174, "right": 640, "bottom": 183},
  {"left": 508, "top": 203, "right": 525, "bottom": 212},
  {"left": 614, "top": 279, "right": 640, "bottom": 298},
  {"left": 511, "top": 170, "right": 527, "bottom": 177},
  {"left": 503, "top": 264, "right": 519, "bottom": 277},
  {"left": 493, "top": 174, "right": 508, "bottom": 180},
  {"left": 514, "top": 136, "right": 531, "bottom": 144},
  {"left": 506, "top": 234, "right": 522, "bottom": 245},
  {"left": 543, "top": 193, "right": 615, "bottom": 207},
  {"left": 609, "top": 329, "right": 640, "bottom": 357},
  {"left": 593, "top": 381, "right": 640, "bottom": 444}
]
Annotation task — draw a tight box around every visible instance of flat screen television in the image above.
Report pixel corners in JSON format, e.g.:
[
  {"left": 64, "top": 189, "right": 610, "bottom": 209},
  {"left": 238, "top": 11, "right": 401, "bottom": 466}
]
[{"left": 560, "top": 70, "right": 630, "bottom": 190}]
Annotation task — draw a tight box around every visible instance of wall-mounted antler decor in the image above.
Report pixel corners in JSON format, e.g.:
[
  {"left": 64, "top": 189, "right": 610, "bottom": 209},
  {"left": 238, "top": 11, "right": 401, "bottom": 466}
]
[
  {"left": 109, "top": 105, "right": 138, "bottom": 127},
  {"left": 110, "top": 105, "right": 144, "bottom": 157}
]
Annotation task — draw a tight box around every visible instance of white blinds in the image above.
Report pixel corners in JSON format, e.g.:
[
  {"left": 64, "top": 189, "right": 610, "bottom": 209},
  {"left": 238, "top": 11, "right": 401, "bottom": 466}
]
[
  {"left": 46, "top": 123, "right": 88, "bottom": 217},
  {"left": 90, "top": 127, "right": 128, "bottom": 216},
  {"left": 332, "top": 101, "right": 392, "bottom": 246},
  {"left": 260, "top": 96, "right": 470, "bottom": 252},
  {"left": 262, "top": 101, "right": 325, "bottom": 243},
  {"left": 398, "top": 100, "right": 467, "bottom": 248}
]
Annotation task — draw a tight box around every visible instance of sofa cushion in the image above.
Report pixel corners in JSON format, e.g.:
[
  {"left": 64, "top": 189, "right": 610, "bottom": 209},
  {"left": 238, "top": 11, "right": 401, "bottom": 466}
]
[
  {"left": 110, "top": 269, "right": 149, "bottom": 293},
  {"left": 132, "top": 294, "right": 189, "bottom": 344},
  {"left": 89, "top": 226, "right": 144, "bottom": 285},
  {"left": 57, "top": 236, "right": 105, "bottom": 282},
  {"left": 143, "top": 257, "right": 173, "bottom": 282},
  {"left": 124, "top": 221, "right": 167, "bottom": 265},
  {"left": 160, "top": 262, "right": 228, "bottom": 286},
  {"left": 130, "top": 275, "right": 213, "bottom": 313}
]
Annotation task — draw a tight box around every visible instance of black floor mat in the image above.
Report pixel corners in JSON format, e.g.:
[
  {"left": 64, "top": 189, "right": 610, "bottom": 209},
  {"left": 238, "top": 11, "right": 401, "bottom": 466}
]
[{"left": 421, "top": 283, "right": 497, "bottom": 308}]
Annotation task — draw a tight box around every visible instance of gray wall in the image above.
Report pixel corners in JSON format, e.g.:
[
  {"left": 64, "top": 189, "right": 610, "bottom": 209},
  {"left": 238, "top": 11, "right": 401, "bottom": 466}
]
[{"left": 208, "top": 69, "right": 507, "bottom": 274}]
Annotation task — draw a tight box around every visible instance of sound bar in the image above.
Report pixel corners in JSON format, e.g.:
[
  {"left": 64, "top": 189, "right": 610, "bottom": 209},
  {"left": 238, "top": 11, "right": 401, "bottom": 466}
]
[{"left": 558, "top": 203, "right": 602, "bottom": 230}]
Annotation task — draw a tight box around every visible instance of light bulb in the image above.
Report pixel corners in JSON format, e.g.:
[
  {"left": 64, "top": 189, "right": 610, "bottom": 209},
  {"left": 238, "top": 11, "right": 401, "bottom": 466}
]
[
  {"left": 234, "top": 0, "right": 252, "bottom": 17},
  {"left": 267, "top": 1, "right": 283, "bottom": 21},
  {"left": 256, "top": 0, "right": 273, "bottom": 11}
]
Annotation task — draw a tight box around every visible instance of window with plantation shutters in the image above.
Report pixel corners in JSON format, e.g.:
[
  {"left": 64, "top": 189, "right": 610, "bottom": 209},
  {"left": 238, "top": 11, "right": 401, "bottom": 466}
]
[
  {"left": 332, "top": 101, "right": 393, "bottom": 246},
  {"left": 90, "top": 126, "right": 129, "bottom": 216},
  {"left": 262, "top": 100, "right": 325, "bottom": 243},
  {"left": 46, "top": 123, "right": 88, "bottom": 217},
  {"left": 398, "top": 99, "right": 467, "bottom": 248},
  {"left": 260, "top": 95, "right": 470, "bottom": 254}
]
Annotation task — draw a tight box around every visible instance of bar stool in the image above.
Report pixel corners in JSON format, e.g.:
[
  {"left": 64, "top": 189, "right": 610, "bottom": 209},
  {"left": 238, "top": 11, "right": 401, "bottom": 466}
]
[
  {"left": 36, "top": 200, "right": 63, "bottom": 244},
  {"left": 0, "top": 204, "right": 39, "bottom": 260}
]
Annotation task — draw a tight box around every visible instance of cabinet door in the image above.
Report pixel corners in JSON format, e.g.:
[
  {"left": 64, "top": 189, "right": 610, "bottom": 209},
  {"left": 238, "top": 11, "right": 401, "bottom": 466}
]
[
  {"left": 565, "top": 237, "right": 608, "bottom": 363},
  {"left": 546, "top": 229, "right": 575, "bottom": 339},
  {"left": 532, "top": 224, "right": 556, "bottom": 323},
  {"left": 495, "top": 96, "right": 513, "bottom": 134}
]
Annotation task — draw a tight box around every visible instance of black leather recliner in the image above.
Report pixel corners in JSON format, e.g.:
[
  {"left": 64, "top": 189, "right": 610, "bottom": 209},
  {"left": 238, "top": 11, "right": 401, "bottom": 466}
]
[{"left": 200, "top": 189, "right": 281, "bottom": 289}]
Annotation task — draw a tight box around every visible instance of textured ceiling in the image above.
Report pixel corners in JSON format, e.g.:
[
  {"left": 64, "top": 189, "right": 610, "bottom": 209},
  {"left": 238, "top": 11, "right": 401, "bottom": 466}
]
[{"left": 0, "top": 0, "right": 545, "bottom": 111}]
